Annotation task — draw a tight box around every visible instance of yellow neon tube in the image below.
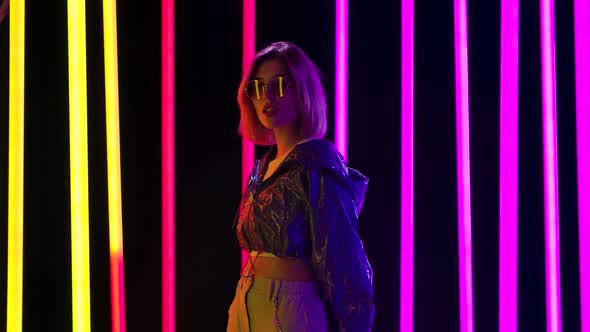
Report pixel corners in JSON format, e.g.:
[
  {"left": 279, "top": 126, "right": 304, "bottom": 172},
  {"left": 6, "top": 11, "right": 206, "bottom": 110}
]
[
  {"left": 7, "top": 0, "right": 25, "bottom": 331},
  {"left": 103, "top": 0, "right": 127, "bottom": 330},
  {"left": 67, "top": 0, "right": 91, "bottom": 330}
]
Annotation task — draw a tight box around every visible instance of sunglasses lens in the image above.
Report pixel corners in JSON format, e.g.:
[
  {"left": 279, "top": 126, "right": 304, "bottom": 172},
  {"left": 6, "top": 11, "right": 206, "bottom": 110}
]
[
  {"left": 267, "top": 76, "right": 285, "bottom": 98},
  {"left": 246, "top": 80, "right": 261, "bottom": 100},
  {"left": 247, "top": 76, "right": 288, "bottom": 100}
]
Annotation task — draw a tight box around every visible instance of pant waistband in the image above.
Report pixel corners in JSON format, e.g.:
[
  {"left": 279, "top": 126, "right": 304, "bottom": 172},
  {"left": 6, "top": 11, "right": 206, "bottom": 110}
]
[{"left": 241, "top": 253, "right": 315, "bottom": 281}]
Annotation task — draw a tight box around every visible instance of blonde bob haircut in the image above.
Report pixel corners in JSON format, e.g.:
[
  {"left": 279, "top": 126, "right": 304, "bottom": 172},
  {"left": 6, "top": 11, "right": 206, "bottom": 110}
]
[{"left": 237, "top": 41, "right": 327, "bottom": 145}]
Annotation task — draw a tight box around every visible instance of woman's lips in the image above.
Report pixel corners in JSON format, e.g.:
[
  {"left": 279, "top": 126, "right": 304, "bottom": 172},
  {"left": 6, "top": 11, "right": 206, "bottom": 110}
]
[{"left": 263, "top": 108, "right": 277, "bottom": 116}]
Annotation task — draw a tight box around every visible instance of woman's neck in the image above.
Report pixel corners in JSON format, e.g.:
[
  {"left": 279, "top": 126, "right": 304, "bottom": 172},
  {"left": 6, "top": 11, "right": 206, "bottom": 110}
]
[{"left": 272, "top": 126, "right": 302, "bottom": 158}]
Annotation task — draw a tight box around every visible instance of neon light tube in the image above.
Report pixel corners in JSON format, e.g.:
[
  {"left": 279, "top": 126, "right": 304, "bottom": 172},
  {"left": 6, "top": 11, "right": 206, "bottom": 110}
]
[
  {"left": 241, "top": 0, "right": 255, "bottom": 270},
  {"left": 103, "top": 0, "right": 127, "bottom": 330},
  {"left": 335, "top": 0, "right": 348, "bottom": 159},
  {"left": 162, "top": 0, "right": 175, "bottom": 331},
  {"left": 67, "top": 0, "right": 92, "bottom": 330},
  {"left": 499, "top": 1, "right": 519, "bottom": 332},
  {"left": 7, "top": 0, "right": 25, "bottom": 331},
  {"left": 574, "top": 0, "right": 590, "bottom": 330},
  {"left": 241, "top": 0, "right": 255, "bottom": 194},
  {"left": 454, "top": 0, "right": 474, "bottom": 331},
  {"left": 540, "top": 1, "right": 562, "bottom": 331},
  {"left": 400, "top": 0, "right": 414, "bottom": 331}
]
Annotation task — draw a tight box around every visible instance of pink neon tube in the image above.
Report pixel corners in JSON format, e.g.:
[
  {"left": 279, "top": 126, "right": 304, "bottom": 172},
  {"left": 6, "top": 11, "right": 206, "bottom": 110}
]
[
  {"left": 499, "top": 1, "right": 519, "bottom": 332},
  {"left": 110, "top": 254, "right": 126, "bottom": 332},
  {"left": 241, "top": 0, "right": 255, "bottom": 271},
  {"left": 540, "top": 1, "right": 562, "bottom": 331},
  {"left": 162, "top": 0, "right": 175, "bottom": 330},
  {"left": 242, "top": 0, "right": 255, "bottom": 194},
  {"left": 400, "top": 0, "right": 414, "bottom": 331},
  {"left": 574, "top": 0, "right": 590, "bottom": 330},
  {"left": 335, "top": 0, "right": 348, "bottom": 159},
  {"left": 454, "top": 0, "right": 474, "bottom": 331}
]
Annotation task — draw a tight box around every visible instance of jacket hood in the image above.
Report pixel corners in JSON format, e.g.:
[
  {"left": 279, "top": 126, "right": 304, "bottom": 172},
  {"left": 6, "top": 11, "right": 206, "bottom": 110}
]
[{"left": 268, "top": 139, "right": 369, "bottom": 214}]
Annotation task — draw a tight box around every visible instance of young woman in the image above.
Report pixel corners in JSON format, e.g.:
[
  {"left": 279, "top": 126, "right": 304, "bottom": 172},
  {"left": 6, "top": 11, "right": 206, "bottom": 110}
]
[{"left": 227, "top": 41, "right": 374, "bottom": 332}]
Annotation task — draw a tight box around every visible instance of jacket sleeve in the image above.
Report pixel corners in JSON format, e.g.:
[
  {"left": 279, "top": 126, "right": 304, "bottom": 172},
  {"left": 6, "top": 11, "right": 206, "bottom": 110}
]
[{"left": 306, "top": 167, "right": 375, "bottom": 332}]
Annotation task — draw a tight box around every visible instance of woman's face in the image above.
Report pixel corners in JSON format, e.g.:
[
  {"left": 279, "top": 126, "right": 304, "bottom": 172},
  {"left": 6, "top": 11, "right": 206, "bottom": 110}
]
[{"left": 249, "top": 58, "right": 299, "bottom": 131}]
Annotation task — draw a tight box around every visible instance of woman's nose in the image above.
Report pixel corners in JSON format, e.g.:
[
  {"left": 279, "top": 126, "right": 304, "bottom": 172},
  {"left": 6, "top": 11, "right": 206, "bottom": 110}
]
[{"left": 260, "top": 97, "right": 271, "bottom": 108}]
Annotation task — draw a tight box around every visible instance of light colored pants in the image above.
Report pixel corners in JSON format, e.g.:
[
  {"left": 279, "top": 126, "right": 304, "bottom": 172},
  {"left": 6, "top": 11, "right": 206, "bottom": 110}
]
[{"left": 226, "top": 275, "right": 329, "bottom": 332}]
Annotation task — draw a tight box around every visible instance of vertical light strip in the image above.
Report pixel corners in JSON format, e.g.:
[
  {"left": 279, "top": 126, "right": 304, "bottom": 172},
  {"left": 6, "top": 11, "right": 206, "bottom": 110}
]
[
  {"left": 162, "top": 0, "right": 175, "bottom": 331},
  {"left": 574, "top": 0, "right": 590, "bottom": 331},
  {"left": 335, "top": 0, "right": 348, "bottom": 159},
  {"left": 454, "top": 0, "right": 474, "bottom": 331},
  {"left": 241, "top": 0, "right": 255, "bottom": 270},
  {"left": 6, "top": 0, "right": 25, "bottom": 331},
  {"left": 540, "top": 1, "right": 562, "bottom": 331},
  {"left": 67, "top": 0, "right": 92, "bottom": 330},
  {"left": 400, "top": 0, "right": 414, "bottom": 331},
  {"left": 499, "top": 1, "right": 519, "bottom": 332},
  {"left": 103, "top": 0, "right": 127, "bottom": 331}
]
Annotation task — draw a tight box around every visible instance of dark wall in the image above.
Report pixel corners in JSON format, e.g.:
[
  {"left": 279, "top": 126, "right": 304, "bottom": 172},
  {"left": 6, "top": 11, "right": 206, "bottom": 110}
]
[{"left": 0, "top": 0, "right": 581, "bottom": 331}]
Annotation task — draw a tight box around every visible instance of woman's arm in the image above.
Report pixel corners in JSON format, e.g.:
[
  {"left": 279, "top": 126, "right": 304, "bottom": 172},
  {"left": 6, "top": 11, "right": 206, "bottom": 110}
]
[{"left": 306, "top": 167, "right": 375, "bottom": 332}]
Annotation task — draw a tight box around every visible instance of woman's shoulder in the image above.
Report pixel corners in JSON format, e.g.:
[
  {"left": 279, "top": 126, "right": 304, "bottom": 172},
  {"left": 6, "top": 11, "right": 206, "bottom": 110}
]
[
  {"left": 290, "top": 138, "right": 344, "bottom": 171},
  {"left": 292, "top": 138, "right": 369, "bottom": 214}
]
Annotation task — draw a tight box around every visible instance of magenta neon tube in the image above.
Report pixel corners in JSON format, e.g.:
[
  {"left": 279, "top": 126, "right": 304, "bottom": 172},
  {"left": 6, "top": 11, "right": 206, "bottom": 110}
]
[
  {"left": 400, "top": 0, "right": 414, "bottom": 331},
  {"left": 454, "top": 0, "right": 474, "bottom": 331},
  {"left": 574, "top": 0, "right": 590, "bottom": 330},
  {"left": 242, "top": 0, "right": 255, "bottom": 194},
  {"left": 499, "top": 1, "right": 519, "bottom": 331},
  {"left": 241, "top": 0, "right": 255, "bottom": 270},
  {"left": 161, "top": 0, "right": 175, "bottom": 330},
  {"left": 335, "top": 0, "right": 348, "bottom": 159},
  {"left": 540, "top": 0, "right": 562, "bottom": 331}
]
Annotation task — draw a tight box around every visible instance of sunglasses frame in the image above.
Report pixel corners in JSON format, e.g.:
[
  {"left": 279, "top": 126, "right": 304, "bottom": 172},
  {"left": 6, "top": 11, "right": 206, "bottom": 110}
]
[{"left": 244, "top": 75, "right": 293, "bottom": 101}]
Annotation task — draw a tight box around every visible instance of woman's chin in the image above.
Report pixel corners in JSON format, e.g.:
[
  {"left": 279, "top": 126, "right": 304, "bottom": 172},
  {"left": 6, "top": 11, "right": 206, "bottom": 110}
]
[
  {"left": 261, "top": 120, "right": 281, "bottom": 130},
  {"left": 260, "top": 122, "right": 274, "bottom": 130}
]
